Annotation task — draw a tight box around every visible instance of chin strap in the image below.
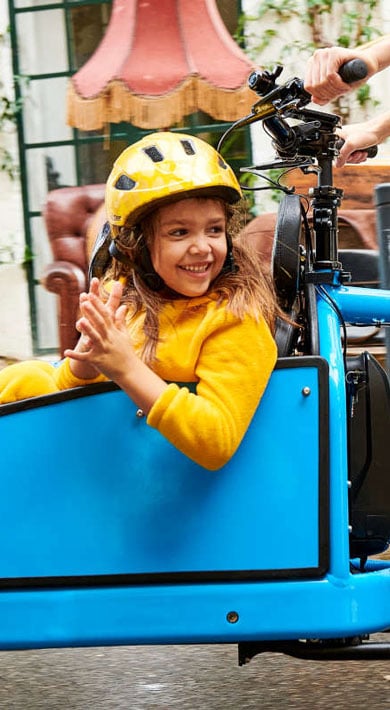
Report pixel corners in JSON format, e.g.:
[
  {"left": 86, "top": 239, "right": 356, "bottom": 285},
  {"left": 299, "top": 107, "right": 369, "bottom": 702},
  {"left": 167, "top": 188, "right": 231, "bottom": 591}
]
[
  {"left": 108, "top": 239, "right": 132, "bottom": 265},
  {"left": 109, "top": 237, "right": 165, "bottom": 291},
  {"left": 222, "top": 234, "right": 238, "bottom": 274}
]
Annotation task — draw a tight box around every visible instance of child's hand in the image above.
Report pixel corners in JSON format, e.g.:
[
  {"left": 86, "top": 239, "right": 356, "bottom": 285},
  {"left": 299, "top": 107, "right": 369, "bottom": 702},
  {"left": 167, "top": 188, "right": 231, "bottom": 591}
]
[
  {"left": 65, "top": 278, "right": 135, "bottom": 382},
  {"left": 76, "top": 278, "right": 122, "bottom": 350}
]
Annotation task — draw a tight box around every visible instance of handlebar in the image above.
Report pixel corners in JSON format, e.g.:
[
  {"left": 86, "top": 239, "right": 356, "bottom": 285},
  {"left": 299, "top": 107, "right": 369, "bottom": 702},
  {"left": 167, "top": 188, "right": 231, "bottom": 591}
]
[
  {"left": 338, "top": 58, "right": 368, "bottom": 83},
  {"left": 218, "top": 60, "right": 378, "bottom": 274},
  {"left": 218, "top": 59, "right": 377, "bottom": 164}
]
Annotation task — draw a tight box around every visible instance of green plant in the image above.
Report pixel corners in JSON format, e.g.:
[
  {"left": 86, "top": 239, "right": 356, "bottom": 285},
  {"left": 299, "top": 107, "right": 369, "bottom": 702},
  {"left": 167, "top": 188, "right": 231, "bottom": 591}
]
[
  {"left": 235, "top": 1, "right": 384, "bottom": 207},
  {"left": 239, "top": 0, "right": 383, "bottom": 120},
  {"left": 22, "top": 243, "right": 34, "bottom": 268},
  {"left": 0, "top": 236, "right": 34, "bottom": 267},
  {"left": 0, "top": 29, "right": 26, "bottom": 180},
  {"left": 0, "top": 243, "right": 14, "bottom": 264}
]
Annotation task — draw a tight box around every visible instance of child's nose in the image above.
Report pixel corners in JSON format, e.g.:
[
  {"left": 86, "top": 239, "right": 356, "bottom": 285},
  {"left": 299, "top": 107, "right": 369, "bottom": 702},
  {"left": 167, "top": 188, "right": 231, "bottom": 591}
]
[{"left": 189, "top": 233, "right": 211, "bottom": 252}]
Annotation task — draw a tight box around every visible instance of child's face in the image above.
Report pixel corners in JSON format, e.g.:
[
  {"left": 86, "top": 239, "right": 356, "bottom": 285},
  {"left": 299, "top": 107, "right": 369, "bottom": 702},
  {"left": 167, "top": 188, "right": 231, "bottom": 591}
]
[{"left": 149, "top": 198, "right": 228, "bottom": 297}]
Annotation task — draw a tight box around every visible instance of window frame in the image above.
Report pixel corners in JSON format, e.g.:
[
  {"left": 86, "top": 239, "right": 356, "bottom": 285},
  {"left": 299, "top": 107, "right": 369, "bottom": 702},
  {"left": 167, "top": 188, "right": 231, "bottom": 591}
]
[{"left": 7, "top": 0, "right": 250, "bottom": 355}]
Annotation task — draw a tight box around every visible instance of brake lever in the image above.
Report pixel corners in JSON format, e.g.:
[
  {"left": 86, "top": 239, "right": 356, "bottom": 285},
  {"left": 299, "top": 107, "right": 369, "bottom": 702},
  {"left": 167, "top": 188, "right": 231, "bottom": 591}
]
[{"left": 240, "top": 157, "right": 315, "bottom": 172}]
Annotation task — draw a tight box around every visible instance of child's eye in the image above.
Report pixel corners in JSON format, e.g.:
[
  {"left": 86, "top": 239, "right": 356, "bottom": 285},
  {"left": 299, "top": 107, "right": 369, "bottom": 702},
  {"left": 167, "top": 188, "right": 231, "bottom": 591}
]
[
  {"left": 208, "top": 225, "right": 225, "bottom": 235},
  {"left": 168, "top": 228, "right": 188, "bottom": 237}
]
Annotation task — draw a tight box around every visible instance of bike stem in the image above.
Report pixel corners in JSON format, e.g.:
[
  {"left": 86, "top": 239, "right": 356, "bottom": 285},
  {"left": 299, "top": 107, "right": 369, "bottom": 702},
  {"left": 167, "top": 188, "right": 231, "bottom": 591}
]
[{"left": 310, "top": 155, "right": 344, "bottom": 269}]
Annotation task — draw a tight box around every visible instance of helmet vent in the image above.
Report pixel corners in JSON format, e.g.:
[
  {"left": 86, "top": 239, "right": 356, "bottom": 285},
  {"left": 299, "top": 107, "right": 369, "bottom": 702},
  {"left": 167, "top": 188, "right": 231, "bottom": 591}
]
[
  {"left": 218, "top": 157, "right": 228, "bottom": 170},
  {"left": 115, "top": 175, "right": 136, "bottom": 190},
  {"left": 180, "top": 139, "right": 196, "bottom": 155},
  {"left": 143, "top": 146, "right": 164, "bottom": 162}
]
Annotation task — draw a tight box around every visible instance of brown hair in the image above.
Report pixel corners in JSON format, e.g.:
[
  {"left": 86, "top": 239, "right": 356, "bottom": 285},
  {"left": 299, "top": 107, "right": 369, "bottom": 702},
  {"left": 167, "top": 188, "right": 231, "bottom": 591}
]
[{"left": 102, "top": 197, "right": 283, "bottom": 365}]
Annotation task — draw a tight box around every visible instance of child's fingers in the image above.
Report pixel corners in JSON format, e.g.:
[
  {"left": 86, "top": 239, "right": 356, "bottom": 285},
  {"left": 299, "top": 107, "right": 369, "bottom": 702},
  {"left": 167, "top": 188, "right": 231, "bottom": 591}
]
[
  {"left": 64, "top": 347, "right": 90, "bottom": 361},
  {"left": 76, "top": 316, "right": 101, "bottom": 345},
  {"left": 106, "top": 280, "right": 123, "bottom": 314},
  {"left": 89, "top": 277, "right": 100, "bottom": 295},
  {"left": 79, "top": 278, "right": 100, "bottom": 306},
  {"left": 86, "top": 277, "right": 123, "bottom": 316},
  {"left": 80, "top": 296, "right": 109, "bottom": 328},
  {"left": 114, "top": 304, "right": 128, "bottom": 328}
]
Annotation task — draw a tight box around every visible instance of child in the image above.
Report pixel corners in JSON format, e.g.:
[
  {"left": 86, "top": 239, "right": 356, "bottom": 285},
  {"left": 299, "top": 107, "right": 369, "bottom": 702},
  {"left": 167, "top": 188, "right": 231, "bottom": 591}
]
[{"left": 0, "top": 132, "right": 279, "bottom": 470}]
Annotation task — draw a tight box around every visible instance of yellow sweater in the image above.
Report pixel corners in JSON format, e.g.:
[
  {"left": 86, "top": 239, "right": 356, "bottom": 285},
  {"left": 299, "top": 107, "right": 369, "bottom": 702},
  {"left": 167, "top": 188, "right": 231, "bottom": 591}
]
[{"left": 0, "top": 296, "right": 277, "bottom": 469}]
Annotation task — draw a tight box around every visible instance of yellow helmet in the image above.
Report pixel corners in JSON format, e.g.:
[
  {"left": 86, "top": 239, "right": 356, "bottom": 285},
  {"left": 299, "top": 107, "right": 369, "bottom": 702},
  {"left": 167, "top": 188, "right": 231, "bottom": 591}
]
[{"left": 105, "top": 131, "right": 242, "bottom": 229}]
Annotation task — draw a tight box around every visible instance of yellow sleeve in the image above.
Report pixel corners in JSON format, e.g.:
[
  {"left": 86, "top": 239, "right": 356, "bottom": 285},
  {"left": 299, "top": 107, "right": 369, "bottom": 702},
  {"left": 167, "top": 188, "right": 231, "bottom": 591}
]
[
  {"left": 0, "top": 359, "right": 107, "bottom": 403},
  {"left": 54, "top": 358, "right": 108, "bottom": 389},
  {"left": 147, "top": 313, "right": 277, "bottom": 470},
  {"left": 0, "top": 360, "right": 59, "bottom": 403}
]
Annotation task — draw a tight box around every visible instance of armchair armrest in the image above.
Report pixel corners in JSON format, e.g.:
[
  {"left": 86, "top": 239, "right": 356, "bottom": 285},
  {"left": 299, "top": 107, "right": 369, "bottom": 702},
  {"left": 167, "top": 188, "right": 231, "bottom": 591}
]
[
  {"left": 40, "top": 261, "right": 87, "bottom": 356},
  {"left": 41, "top": 184, "right": 106, "bottom": 356},
  {"left": 41, "top": 260, "right": 87, "bottom": 295}
]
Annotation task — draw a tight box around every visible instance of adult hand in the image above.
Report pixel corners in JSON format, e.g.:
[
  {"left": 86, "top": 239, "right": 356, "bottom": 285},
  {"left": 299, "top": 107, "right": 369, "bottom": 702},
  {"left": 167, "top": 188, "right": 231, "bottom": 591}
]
[
  {"left": 304, "top": 46, "right": 377, "bottom": 104},
  {"left": 335, "top": 124, "right": 377, "bottom": 167}
]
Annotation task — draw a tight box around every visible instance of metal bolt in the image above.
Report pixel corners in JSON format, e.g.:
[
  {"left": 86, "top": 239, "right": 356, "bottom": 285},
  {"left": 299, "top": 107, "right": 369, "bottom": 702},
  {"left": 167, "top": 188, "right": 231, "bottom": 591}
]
[
  {"left": 226, "top": 611, "right": 239, "bottom": 624},
  {"left": 302, "top": 386, "right": 311, "bottom": 396},
  {"left": 136, "top": 408, "right": 145, "bottom": 418}
]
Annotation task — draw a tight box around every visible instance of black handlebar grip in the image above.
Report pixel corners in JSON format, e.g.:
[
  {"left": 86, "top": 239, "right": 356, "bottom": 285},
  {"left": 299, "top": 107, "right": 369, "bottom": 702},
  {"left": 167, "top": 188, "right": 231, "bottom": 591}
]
[
  {"left": 339, "top": 58, "right": 368, "bottom": 84},
  {"left": 336, "top": 138, "right": 378, "bottom": 160},
  {"left": 365, "top": 145, "right": 378, "bottom": 158}
]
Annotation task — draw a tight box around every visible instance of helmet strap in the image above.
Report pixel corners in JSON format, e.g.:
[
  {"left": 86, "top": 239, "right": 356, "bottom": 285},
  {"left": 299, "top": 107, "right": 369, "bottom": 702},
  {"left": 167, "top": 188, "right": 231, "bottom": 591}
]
[
  {"left": 109, "top": 239, "right": 133, "bottom": 266},
  {"left": 222, "top": 234, "right": 238, "bottom": 274},
  {"left": 109, "top": 237, "right": 164, "bottom": 290},
  {"left": 138, "top": 238, "right": 165, "bottom": 291}
]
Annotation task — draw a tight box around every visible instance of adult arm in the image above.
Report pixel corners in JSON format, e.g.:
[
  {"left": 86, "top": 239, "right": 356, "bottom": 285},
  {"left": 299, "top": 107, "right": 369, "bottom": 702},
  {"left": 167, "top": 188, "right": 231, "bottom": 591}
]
[
  {"left": 304, "top": 35, "right": 390, "bottom": 105},
  {"left": 335, "top": 111, "right": 390, "bottom": 167}
]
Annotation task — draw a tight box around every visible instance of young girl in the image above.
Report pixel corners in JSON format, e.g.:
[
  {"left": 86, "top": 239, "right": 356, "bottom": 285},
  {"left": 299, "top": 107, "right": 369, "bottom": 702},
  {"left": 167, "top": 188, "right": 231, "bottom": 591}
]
[{"left": 0, "top": 132, "right": 279, "bottom": 470}]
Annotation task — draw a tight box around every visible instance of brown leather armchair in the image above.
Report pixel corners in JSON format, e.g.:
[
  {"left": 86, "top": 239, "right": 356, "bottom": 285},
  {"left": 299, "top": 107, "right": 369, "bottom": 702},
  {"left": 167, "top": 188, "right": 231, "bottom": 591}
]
[{"left": 41, "top": 184, "right": 106, "bottom": 356}]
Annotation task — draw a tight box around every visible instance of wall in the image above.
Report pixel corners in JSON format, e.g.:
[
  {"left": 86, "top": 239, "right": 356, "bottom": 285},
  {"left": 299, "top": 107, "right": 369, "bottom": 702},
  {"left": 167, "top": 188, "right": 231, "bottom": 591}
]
[{"left": 0, "top": 0, "right": 33, "bottom": 359}]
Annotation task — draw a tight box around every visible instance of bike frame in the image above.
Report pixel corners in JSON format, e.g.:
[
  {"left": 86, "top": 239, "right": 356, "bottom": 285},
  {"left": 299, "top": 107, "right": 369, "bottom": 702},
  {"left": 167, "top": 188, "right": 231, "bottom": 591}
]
[
  {"left": 0, "top": 282, "right": 388, "bottom": 656},
  {"left": 318, "top": 283, "right": 390, "bottom": 578}
]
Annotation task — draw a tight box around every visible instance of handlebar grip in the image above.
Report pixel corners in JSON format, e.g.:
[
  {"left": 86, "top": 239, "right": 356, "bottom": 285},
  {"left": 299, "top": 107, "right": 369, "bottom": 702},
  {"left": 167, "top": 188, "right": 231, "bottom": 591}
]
[
  {"left": 339, "top": 58, "right": 368, "bottom": 84},
  {"left": 365, "top": 145, "right": 378, "bottom": 158},
  {"left": 336, "top": 138, "right": 378, "bottom": 160}
]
